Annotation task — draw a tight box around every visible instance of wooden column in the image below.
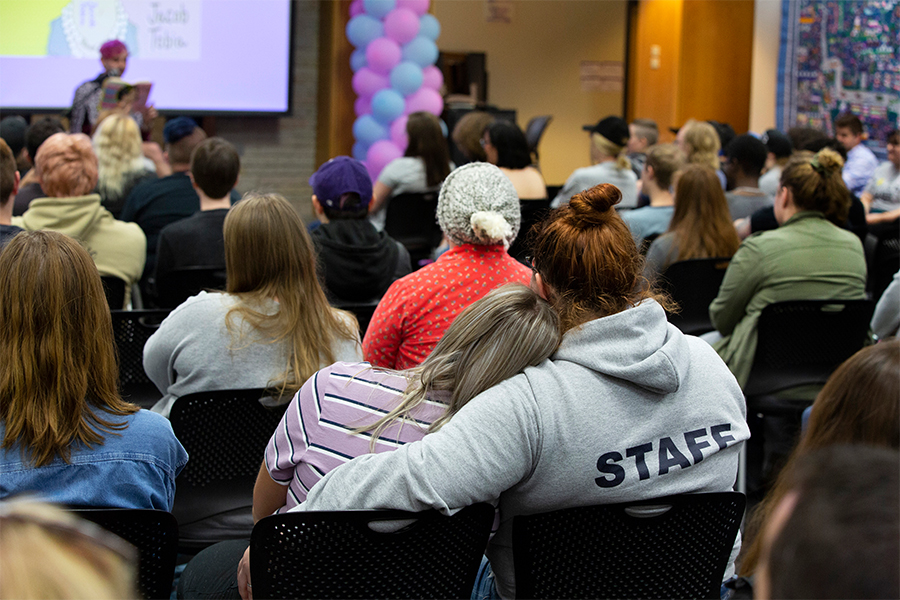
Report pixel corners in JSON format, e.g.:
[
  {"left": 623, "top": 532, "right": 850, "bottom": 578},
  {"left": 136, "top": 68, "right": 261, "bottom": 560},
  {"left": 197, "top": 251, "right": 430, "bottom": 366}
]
[{"left": 316, "top": 0, "right": 356, "bottom": 167}]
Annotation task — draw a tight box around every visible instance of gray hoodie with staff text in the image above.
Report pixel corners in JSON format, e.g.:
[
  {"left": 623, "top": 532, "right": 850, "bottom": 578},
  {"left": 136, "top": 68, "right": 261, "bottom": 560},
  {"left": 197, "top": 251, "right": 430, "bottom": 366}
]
[{"left": 297, "top": 299, "right": 749, "bottom": 598}]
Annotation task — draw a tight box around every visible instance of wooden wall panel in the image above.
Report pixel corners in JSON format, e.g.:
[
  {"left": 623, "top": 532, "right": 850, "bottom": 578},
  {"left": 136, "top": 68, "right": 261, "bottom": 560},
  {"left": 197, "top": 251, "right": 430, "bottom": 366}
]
[{"left": 316, "top": 0, "right": 355, "bottom": 167}]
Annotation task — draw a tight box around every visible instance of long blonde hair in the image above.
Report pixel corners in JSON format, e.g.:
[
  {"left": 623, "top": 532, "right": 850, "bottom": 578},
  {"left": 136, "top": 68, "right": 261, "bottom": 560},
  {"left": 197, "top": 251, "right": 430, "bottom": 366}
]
[
  {"left": 0, "top": 231, "right": 138, "bottom": 467},
  {"left": 223, "top": 193, "right": 359, "bottom": 399},
  {"left": 360, "top": 284, "right": 560, "bottom": 449},
  {"left": 681, "top": 120, "right": 721, "bottom": 171},
  {"left": 0, "top": 499, "right": 137, "bottom": 599},
  {"left": 93, "top": 114, "right": 146, "bottom": 198}
]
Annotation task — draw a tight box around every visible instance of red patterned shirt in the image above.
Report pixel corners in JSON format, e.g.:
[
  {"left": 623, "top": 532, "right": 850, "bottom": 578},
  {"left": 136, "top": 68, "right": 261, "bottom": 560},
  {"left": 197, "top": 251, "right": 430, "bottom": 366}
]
[{"left": 362, "top": 244, "right": 532, "bottom": 370}]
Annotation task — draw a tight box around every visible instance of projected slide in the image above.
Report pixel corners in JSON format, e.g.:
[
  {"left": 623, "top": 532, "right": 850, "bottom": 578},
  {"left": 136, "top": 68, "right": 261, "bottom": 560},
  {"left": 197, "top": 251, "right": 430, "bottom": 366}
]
[{"left": 0, "top": 0, "right": 291, "bottom": 114}]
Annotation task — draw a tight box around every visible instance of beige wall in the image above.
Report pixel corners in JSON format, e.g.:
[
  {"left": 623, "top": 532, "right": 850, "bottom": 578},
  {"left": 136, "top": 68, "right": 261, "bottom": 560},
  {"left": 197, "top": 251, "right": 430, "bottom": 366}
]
[
  {"left": 433, "top": 0, "right": 628, "bottom": 186},
  {"left": 749, "top": 0, "right": 781, "bottom": 133}
]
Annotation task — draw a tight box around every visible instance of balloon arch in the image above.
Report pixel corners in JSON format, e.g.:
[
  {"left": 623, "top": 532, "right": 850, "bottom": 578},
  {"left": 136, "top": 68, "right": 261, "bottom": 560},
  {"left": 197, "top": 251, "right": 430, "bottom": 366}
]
[{"left": 346, "top": 0, "right": 444, "bottom": 179}]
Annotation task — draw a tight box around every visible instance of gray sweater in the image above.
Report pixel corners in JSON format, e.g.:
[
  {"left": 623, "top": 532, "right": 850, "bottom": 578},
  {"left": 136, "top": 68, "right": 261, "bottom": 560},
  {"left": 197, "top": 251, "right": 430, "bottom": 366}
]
[
  {"left": 296, "top": 299, "right": 749, "bottom": 598},
  {"left": 145, "top": 292, "right": 362, "bottom": 416}
]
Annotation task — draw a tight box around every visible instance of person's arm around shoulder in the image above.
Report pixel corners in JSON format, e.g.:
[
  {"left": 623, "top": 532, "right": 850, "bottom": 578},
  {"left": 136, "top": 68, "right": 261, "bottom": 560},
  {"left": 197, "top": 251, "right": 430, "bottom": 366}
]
[
  {"left": 709, "top": 237, "right": 765, "bottom": 337},
  {"left": 298, "top": 374, "right": 541, "bottom": 514}
]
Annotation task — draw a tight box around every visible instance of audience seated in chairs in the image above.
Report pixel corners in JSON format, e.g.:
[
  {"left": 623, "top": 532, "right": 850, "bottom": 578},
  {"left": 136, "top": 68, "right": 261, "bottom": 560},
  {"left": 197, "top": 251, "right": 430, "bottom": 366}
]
[
  {"left": 621, "top": 143, "right": 685, "bottom": 248},
  {"left": 482, "top": 120, "right": 548, "bottom": 202},
  {"left": 0, "top": 231, "right": 186, "bottom": 510},
  {"left": 368, "top": 111, "right": 453, "bottom": 232},
  {"left": 625, "top": 117, "right": 658, "bottom": 178},
  {"left": 11, "top": 133, "right": 146, "bottom": 307},
  {"left": 0, "top": 499, "right": 138, "bottom": 599},
  {"left": 552, "top": 116, "right": 638, "bottom": 209},
  {"left": 120, "top": 118, "right": 240, "bottom": 297},
  {"left": 177, "top": 283, "right": 561, "bottom": 599},
  {"left": 308, "top": 156, "right": 411, "bottom": 304},
  {"left": 0, "top": 139, "right": 24, "bottom": 250},
  {"left": 737, "top": 340, "right": 899, "bottom": 592},
  {"left": 644, "top": 164, "right": 740, "bottom": 282},
  {"left": 363, "top": 162, "right": 531, "bottom": 370},
  {"left": 861, "top": 128, "right": 899, "bottom": 224},
  {"left": 707, "top": 148, "right": 868, "bottom": 388},
  {"left": 676, "top": 119, "right": 725, "bottom": 190},
  {"left": 144, "top": 193, "right": 362, "bottom": 417},
  {"left": 153, "top": 137, "right": 239, "bottom": 308},
  {"left": 722, "top": 133, "right": 772, "bottom": 220},
  {"left": 293, "top": 184, "right": 748, "bottom": 599},
  {"left": 751, "top": 444, "right": 899, "bottom": 600}
]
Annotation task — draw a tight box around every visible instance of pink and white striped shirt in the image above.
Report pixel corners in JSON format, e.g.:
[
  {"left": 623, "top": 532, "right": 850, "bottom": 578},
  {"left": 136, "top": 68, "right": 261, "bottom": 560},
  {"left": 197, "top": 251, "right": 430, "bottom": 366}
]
[{"left": 265, "top": 361, "right": 446, "bottom": 513}]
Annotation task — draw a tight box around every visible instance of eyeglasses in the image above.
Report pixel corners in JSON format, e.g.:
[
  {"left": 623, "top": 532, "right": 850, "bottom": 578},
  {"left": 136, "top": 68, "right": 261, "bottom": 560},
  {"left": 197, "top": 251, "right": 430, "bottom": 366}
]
[
  {"left": 525, "top": 256, "right": 538, "bottom": 274},
  {"left": 480, "top": 138, "right": 489, "bottom": 147}
]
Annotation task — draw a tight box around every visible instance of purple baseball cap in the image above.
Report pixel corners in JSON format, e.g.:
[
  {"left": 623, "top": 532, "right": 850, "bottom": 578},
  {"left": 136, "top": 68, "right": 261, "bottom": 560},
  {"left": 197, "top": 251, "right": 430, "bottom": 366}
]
[{"left": 309, "top": 156, "right": 373, "bottom": 209}]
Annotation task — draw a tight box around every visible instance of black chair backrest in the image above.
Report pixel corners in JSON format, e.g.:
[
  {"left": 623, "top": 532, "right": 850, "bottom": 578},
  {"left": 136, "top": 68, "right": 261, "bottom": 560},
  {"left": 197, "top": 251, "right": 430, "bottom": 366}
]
[
  {"left": 155, "top": 266, "right": 227, "bottom": 309},
  {"left": 744, "top": 299, "right": 875, "bottom": 397},
  {"left": 169, "top": 388, "right": 287, "bottom": 549},
  {"left": 525, "top": 115, "right": 553, "bottom": 159},
  {"left": 868, "top": 230, "right": 900, "bottom": 303},
  {"left": 101, "top": 275, "right": 127, "bottom": 310},
  {"left": 72, "top": 508, "right": 178, "bottom": 600},
  {"left": 509, "top": 198, "right": 551, "bottom": 263},
  {"left": 657, "top": 258, "right": 731, "bottom": 336},
  {"left": 513, "top": 492, "right": 746, "bottom": 600},
  {"left": 332, "top": 299, "right": 380, "bottom": 337},
  {"left": 111, "top": 309, "right": 171, "bottom": 388},
  {"left": 250, "top": 503, "right": 494, "bottom": 599},
  {"left": 384, "top": 191, "right": 442, "bottom": 266}
]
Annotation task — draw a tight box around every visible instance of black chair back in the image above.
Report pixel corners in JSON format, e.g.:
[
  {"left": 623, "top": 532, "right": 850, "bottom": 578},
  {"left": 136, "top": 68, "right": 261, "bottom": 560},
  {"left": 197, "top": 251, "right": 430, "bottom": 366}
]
[
  {"left": 384, "top": 191, "right": 442, "bottom": 268},
  {"left": 101, "top": 275, "right": 127, "bottom": 310},
  {"left": 155, "top": 266, "right": 227, "bottom": 309},
  {"left": 169, "top": 388, "right": 287, "bottom": 551},
  {"left": 513, "top": 492, "right": 745, "bottom": 600},
  {"left": 509, "top": 198, "right": 551, "bottom": 262},
  {"left": 72, "top": 508, "right": 178, "bottom": 600},
  {"left": 657, "top": 258, "right": 731, "bottom": 336},
  {"left": 332, "top": 298, "right": 380, "bottom": 337},
  {"left": 867, "top": 226, "right": 900, "bottom": 303},
  {"left": 744, "top": 299, "right": 875, "bottom": 400},
  {"left": 110, "top": 309, "right": 171, "bottom": 408},
  {"left": 250, "top": 503, "right": 494, "bottom": 599},
  {"left": 524, "top": 115, "right": 553, "bottom": 162}
]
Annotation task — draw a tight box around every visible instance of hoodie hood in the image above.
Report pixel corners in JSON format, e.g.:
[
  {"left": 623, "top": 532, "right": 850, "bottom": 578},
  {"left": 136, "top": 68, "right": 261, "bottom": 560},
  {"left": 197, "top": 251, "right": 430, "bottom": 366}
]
[
  {"left": 19, "top": 194, "right": 105, "bottom": 240},
  {"left": 552, "top": 299, "right": 688, "bottom": 394},
  {"left": 312, "top": 219, "right": 401, "bottom": 302}
]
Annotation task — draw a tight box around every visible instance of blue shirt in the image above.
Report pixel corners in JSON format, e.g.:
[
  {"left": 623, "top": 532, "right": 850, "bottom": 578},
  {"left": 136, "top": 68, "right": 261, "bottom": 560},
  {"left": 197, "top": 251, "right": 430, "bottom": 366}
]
[
  {"left": 842, "top": 143, "right": 879, "bottom": 196},
  {"left": 621, "top": 205, "right": 674, "bottom": 245},
  {"left": 1, "top": 409, "right": 188, "bottom": 510}
]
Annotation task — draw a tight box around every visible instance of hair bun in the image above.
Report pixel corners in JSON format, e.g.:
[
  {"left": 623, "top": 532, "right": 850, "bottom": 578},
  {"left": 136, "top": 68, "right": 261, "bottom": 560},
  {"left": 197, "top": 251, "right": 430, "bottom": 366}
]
[
  {"left": 567, "top": 184, "right": 621, "bottom": 226},
  {"left": 814, "top": 147, "right": 845, "bottom": 174}
]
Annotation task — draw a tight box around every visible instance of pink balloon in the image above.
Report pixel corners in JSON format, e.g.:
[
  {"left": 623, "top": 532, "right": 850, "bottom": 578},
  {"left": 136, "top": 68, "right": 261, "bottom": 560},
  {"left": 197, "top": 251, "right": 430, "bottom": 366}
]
[
  {"left": 384, "top": 8, "right": 420, "bottom": 44},
  {"left": 354, "top": 95, "right": 372, "bottom": 116},
  {"left": 349, "top": 0, "right": 365, "bottom": 17},
  {"left": 404, "top": 87, "right": 443, "bottom": 116},
  {"left": 421, "top": 65, "right": 444, "bottom": 91},
  {"left": 390, "top": 115, "right": 409, "bottom": 148},
  {"left": 367, "top": 140, "right": 404, "bottom": 179},
  {"left": 396, "top": 0, "right": 429, "bottom": 16},
  {"left": 352, "top": 67, "right": 389, "bottom": 97},
  {"left": 365, "top": 37, "right": 402, "bottom": 75}
]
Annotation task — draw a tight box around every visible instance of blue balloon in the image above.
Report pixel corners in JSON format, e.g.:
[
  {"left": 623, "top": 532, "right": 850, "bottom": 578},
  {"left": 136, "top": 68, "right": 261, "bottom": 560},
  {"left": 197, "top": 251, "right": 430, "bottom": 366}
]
[
  {"left": 363, "top": 0, "right": 395, "bottom": 18},
  {"left": 402, "top": 36, "right": 439, "bottom": 67},
  {"left": 371, "top": 89, "right": 406, "bottom": 124},
  {"left": 419, "top": 14, "right": 441, "bottom": 41},
  {"left": 352, "top": 141, "right": 369, "bottom": 161},
  {"left": 346, "top": 14, "right": 384, "bottom": 48},
  {"left": 389, "top": 61, "right": 424, "bottom": 96},
  {"left": 353, "top": 115, "right": 389, "bottom": 146},
  {"left": 350, "top": 48, "right": 367, "bottom": 72}
]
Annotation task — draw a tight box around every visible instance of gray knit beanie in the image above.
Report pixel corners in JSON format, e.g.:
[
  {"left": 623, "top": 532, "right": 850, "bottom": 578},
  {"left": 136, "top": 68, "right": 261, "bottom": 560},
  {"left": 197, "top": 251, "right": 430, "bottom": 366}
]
[{"left": 437, "top": 162, "right": 521, "bottom": 246}]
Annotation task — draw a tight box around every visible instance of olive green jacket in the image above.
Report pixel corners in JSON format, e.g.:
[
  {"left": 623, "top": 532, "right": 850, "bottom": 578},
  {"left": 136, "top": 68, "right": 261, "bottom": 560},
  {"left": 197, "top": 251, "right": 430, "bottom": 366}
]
[{"left": 710, "top": 211, "right": 867, "bottom": 387}]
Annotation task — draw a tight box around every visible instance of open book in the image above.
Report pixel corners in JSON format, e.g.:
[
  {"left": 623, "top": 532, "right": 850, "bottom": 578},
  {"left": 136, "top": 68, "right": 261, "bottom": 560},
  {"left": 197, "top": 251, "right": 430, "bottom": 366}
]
[{"left": 98, "top": 77, "right": 153, "bottom": 113}]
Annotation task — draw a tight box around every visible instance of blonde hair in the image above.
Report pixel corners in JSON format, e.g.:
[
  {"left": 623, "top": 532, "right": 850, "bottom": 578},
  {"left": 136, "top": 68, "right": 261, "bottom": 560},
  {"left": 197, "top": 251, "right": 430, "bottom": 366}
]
[
  {"left": 591, "top": 133, "right": 631, "bottom": 170},
  {"left": 223, "top": 193, "right": 359, "bottom": 399},
  {"left": 0, "top": 231, "right": 137, "bottom": 467},
  {"left": 34, "top": 133, "right": 98, "bottom": 197},
  {"left": 780, "top": 148, "right": 850, "bottom": 225},
  {"left": 360, "top": 284, "right": 560, "bottom": 449},
  {"left": 644, "top": 143, "right": 686, "bottom": 189},
  {"left": 93, "top": 114, "right": 146, "bottom": 199},
  {"left": 0, "top": 499, "right": 136, "bottom": 599},
  {"left": 682, "top": 121, "right": 721, "bottom": 171}
]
